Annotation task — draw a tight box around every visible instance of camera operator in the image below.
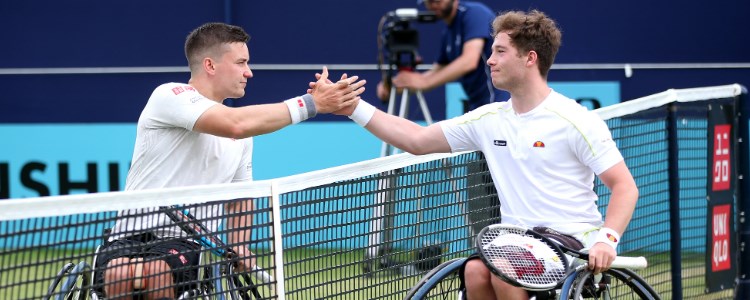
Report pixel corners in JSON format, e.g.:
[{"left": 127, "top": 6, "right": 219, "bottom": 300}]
[{"left": 377, "top": 0, "right": 508, "bottom": 113}]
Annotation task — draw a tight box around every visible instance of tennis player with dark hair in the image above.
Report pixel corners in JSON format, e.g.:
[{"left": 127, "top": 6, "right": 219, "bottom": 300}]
[
  {"left": 97, "top": 22, "right": 365, "bottom": 299},
  {"left": 332, "top": 9, "right": 638, "bottom": 300}
]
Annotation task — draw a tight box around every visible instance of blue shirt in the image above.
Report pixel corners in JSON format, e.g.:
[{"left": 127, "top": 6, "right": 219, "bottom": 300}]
[{"left": 437, "top": 1, "right": 508, "bottom": 111}]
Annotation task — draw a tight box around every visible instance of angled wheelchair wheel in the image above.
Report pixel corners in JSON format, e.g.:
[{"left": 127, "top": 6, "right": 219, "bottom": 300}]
[
  {"left": 46, "top": 263, "right": 76, "bottom": 300},
  {"left": 46, "top": 261, "right": 92, "bottom": 300},
  {"left": 404, "top": 257, "right": 466, "bottom": 300},
  {"left": 225, "top": 263, "right": 264, "bottom": 300},
  {"left": 560, "top": 268, "right": 660, "bottom": 300}
]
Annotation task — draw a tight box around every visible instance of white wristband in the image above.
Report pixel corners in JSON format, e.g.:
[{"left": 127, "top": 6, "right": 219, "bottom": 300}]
[
  {"left": 595, "top": 227, "right": 620, "bottom": 249},
  {"left": 284, "top": 94, "right": 317, "bottom": 124},
  {"left": 348, "top": 101, "right": 376, "bottom": 127}
]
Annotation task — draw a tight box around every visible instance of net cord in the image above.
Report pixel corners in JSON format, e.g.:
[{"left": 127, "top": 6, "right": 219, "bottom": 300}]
[
  {"left": 596, "top": 83, "right": 744, "bottom": 120},
  {"left": 0, "top": 151, "right": 468, "bottom": 221}
]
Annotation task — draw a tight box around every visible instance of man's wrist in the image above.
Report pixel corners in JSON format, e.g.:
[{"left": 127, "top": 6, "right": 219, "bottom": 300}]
[
  {"left": 595, "top": 227, "right": 620, "bottom": 249},
  {"left": 284, "top": 94, "right": 317, "bottom": 124},
  {"left": 349, "top": 100, "right": 376, "bottom": 127}
]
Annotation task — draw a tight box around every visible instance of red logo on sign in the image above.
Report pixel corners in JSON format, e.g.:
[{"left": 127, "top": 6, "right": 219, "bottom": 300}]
[
  {"left": 711, "top": 204, "right": 731, "bottom": 271},
  {"left": 712, "top": 125, "right": 731, "bottom": 191}
]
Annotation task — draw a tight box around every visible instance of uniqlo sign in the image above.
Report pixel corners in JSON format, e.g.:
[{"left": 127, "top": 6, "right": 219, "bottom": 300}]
[
  {"left": 705, "top": 105, "right": 736, "bottom": 293},
  {"left": 710, "top": 204, "right": 731, "bottom": 271},
  {"left": 712, "top": 124, "right": 731, "bottom": 191}
]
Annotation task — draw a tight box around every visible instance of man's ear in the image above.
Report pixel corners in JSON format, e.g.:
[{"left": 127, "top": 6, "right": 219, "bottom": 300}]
[
  {"left": 203, "top": 57, "right": 216, "bottom": 74},
  {"left": 526, "top": 50, "right": 538, "bottom": 67}
]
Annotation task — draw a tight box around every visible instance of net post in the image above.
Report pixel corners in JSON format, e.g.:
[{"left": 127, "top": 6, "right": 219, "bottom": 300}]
[
  {"left": 666, "top": 102, "right": 684, "bottom": 300},
  {"left": 736, "top": 85, "right": 750, "bottom": 300},
  {"left": 271, "top": 181, "right": 286, "bottom": 300}
]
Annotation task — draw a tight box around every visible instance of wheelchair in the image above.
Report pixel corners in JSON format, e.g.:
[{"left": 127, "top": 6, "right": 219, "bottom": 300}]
[
  {"left": 45, "top": 237, "right": 268, "bottom": 300},
  {"left": 403, "top": 257, "right": 660, "bottom": 300}
]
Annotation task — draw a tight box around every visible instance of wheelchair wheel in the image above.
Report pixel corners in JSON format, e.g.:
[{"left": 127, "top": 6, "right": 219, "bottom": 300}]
[
  {"left": 560, "top": 268, "right": 660, "bottom": 300},
  {"left": 46, "top": 261, "right": 92, "bottom": 300},
  {"left": 403, "top": 258, "right": 466, "bottom": 300},
  {"left": 225, "top": 262, "right": 264, "bottom": 300},
  {"left": 207, "top": 262, "right": 270, "bottom": 300},
  {"left": 46, "top": 263, "right": 75, "bottom": 300}
]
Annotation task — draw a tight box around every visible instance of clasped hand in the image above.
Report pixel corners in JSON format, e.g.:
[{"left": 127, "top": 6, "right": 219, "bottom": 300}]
[{"left": 308, "top": 66, "right": 366, "bottom": 114}]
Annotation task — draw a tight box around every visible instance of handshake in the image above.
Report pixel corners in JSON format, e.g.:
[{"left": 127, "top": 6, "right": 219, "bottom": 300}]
[{"left": 305, "top": 66, "right": 367, "bottom": 117}]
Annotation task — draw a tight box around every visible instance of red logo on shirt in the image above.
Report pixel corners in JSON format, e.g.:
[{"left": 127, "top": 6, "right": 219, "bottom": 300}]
[
  {"left": 172, "top": 85, "right": 195, "bottom": 95},
  {"left": 533, "top": 141, "right": 545, "bottom": 148}
]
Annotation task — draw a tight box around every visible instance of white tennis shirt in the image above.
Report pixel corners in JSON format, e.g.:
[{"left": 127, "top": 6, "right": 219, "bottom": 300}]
[
  {"left": 440, "top": 90, "right": 623, "bottom": 234},
  {"left": 111, "top": 83, "right": 254, "bottom": 239}
]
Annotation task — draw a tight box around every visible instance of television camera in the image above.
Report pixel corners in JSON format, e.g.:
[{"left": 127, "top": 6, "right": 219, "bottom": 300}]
[{"left": 378, "top": 8, "right": 437, "bottom": 75}]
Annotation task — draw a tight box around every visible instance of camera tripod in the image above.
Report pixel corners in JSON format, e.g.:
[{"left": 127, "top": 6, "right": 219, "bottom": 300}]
[{"left": 364, "top": 66, "right": 444, "bottom": 278}]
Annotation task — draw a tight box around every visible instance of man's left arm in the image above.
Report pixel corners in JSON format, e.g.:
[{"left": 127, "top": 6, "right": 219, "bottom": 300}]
[{"left": 588, "top": 161, "right": 639, "bottom": 273}]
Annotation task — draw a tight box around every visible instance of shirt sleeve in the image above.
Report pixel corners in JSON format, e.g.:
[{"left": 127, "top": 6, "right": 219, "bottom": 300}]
[
  {"left": 438, "top": 109, "right": 485, "bottom": 152},
  {"left": 232, "top": 138, "right": 254, "bottom": 183},
  {"left": 571, "top": 111, "right": 624, "bottom": 175},
  {"left": 142, "top": 83, "right": 217, "bottom": 131}
]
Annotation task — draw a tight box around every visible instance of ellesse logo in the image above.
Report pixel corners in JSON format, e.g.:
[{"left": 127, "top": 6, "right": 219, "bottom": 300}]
[
  {"left": 606, "top": 233, "right": 618, "bottom": 243},
  {"left": 494, "top": 140, "right": 507, "bottom": 146}
]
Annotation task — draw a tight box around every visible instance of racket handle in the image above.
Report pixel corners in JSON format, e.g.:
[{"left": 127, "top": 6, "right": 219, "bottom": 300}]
[
  {"left": 251, "top": 265, "right": 275, "bottom": 290},
  {"left": 611, "top": 256, "right": 648, "bottom": 270}
]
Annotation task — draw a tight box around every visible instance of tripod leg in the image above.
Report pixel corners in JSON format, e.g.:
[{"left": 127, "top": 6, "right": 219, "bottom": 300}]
[
  {"left": 398, "top": 89, "right": 410, "bottom": 120},
  {"left": 384, "top": 90, "right": 412, "bottom": 156},
  {"left": 386, "top": 85, "right": 398, "bottom": 116},
  {"left": 415, "top": 90, "right": 433, "bottom": 125},
  {"left": 380, "top": 86, "right": 400, "bottom": 157}
]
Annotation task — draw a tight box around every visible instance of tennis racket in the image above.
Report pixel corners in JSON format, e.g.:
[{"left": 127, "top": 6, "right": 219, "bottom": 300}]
[
  {"left": 476, "top": 224, "right": 647, "bottom": 291},
  {"left": 160, "top": 205, "right": 275, "bottom": 297}
]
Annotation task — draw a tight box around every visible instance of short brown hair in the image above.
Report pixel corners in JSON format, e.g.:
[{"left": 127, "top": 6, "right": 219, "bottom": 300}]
[
  {"left": 492, "top": 10, "right": 561, "bottom": 78},
  {"left": 184, "top": 22, "right": 250, "bottom": 71}
]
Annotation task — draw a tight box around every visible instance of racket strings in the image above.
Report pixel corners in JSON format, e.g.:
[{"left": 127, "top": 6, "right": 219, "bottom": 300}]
[{"left": 480, "top": 230, "right": 567, "bottom": 287}]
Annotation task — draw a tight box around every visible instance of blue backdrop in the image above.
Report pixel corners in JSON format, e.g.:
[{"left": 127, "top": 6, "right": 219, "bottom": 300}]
[{"left": 1, "top": 0, "right": 748, "bottom": 198}]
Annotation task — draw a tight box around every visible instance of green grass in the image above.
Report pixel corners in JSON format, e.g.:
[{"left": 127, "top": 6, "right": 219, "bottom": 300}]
[
  {"left": 624, "top": 251, "right": 735, "bottom": 300},
  {"left": 1, "top": 247, "right": 93, "bottom": 300},
  {"left": 0, "top": 247, "right": 436, "bottom": 300},
  {"left": 281, "top": 248, "right": 425, "bottom": 300},
  {"left": 1, "top": 247, "right": 739, "bottom": 300}
]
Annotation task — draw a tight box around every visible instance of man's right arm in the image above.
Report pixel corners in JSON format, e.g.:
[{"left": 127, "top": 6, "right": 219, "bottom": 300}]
[
  {"left": 194, "top": 102, "right": 299, "bottom": 138},
  {"left": 345, "top": 101, "right": 452, "bottom": 155},
  {"left": 195, "top": 69, "right": 365, "bottom": 139}
]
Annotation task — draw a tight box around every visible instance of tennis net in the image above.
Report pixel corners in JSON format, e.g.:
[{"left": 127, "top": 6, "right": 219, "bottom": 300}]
[{"left": 0, "top": 83, "right": 747, "bottom": 300}]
